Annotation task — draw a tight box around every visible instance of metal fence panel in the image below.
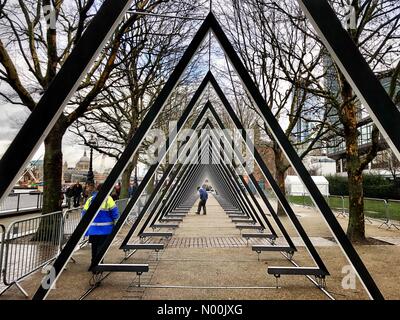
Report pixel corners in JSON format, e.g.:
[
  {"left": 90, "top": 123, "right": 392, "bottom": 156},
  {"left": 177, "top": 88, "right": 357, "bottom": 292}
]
[
  {"left": 327, "top": 195, "right": 348, "bottom": 217},
  {"left": 115, "top": 198, "right": 128, "bottom": 214},
  {"left": 116, "top": 196, "right": 146, "bottom": 226},
  {"left": 0, "top": 224, "right": 5, "bottom": 284},
  {"left": 17, "top": 193, "right": 41, "bottom": 212},
  {"left": 62, "top": 208, "right": 87, "bottom": 249},
  {"left": 383, "top": 199, "right": 400, "bottom": 230},
  {"left": 285, "top": 194, "right": 389, "bottom": 224},
  {"left": 2, "top": 211, "right": 63, "bottom": 286},
  {"left": 363, "top": 197, "right": 387, "bottom": 222}
]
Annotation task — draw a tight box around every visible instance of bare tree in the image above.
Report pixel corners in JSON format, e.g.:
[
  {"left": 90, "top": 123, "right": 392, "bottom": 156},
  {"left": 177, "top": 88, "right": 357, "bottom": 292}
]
[
  {"left": 216, "top": 0, "right": 335, "bottom": 215},
  {"left": 0, "top": 0, "right": 166, "bottom": 214},
  {"left": 246, "top": 0, "right": 400, "bottom": 241},
  {"left": 374, "top": 149, "right": 400, "bottom": 180},
  {"left": 71, "top": 1, "right": 208, "bottom": 198}
]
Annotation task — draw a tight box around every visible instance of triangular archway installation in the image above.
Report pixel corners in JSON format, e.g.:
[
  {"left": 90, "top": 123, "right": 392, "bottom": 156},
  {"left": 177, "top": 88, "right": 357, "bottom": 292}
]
[{"left": 0, "top": 3, "right": 396, "bottom": 299}]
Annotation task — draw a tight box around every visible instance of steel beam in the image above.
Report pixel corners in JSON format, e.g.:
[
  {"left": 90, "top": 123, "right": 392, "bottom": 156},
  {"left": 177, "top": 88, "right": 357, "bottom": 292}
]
[{"left": 0, "top": 0, "right": 133, "bottom": 204}]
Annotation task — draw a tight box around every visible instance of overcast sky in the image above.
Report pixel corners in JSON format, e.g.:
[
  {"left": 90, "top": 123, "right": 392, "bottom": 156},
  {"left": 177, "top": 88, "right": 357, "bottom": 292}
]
[
  {"left": 0, "top": 99, "right": 120, "bottom": 173},
  {"left": 0, "top": 34, "right": 288, "bottom": 177},
  {"left": 0, "top": 4, "right": 292, "bottom": 179}
]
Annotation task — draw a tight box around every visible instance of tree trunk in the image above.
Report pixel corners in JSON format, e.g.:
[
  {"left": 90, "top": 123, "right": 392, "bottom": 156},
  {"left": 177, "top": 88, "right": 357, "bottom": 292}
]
[
  {"left": 344, "top": 116, "right": 366, "bottom": 242},
  {"left": 120, "top": 160, "right": 136, "bottom": 199},
  {"left": 42, "top": 123, "right": 64, "bottom": 214},
  {"left": 339, "top": 72, "right": 366, "bottom": 242},
  {"left": 32, "top": 121, "right": 65, "bottom": 242},
  {"left": 274, "top": 148, "right": 287, "bottom": 216},
  {"left": 346, "top": 167, "right": 365, "bottom": 242}
]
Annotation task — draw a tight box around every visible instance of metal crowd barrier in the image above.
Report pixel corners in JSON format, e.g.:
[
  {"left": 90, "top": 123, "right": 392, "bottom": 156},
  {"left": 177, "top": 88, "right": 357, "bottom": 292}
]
[
  {"left": 326, "top": 195, "right": 347, "bottom": 217},
  {"left": 62, "top": 207, "right": 88, "bottom": 250},
  {"left": 0, "top": 224, "right": 5, "bottom": 288},
  {"left": 380, "top": 199, "right": 400, "bottom": 230},
  {"left": 288, "top": 194, "right": 400, "bottom": 226},
  {"left": 115, "top": 198, "right": 128, "bottom": 214},
  {"left": 362, "top": 197, "right": 386, "bottom": 223},
  {"left": 0, "top": 197, "right": 136, "bottom": 297},
  {"left": 121, "top": 195, "right": 147, "bottom": 226},
  {"left": 0, "top": 191, "right": 70, "bottom": 215},
  {"left": 1, "top": 211, "right": 63, "bottom": 297}
]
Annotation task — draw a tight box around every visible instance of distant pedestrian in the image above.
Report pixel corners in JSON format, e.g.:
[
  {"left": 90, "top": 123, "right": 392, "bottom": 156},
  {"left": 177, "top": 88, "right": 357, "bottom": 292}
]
[
  {"left": 128, "top": 181, "right": 138, "bottom": 198},
  {"left": 196, "top": 184, "right": 208, "bottom": 215},
  {"left": 115, "top": 182, "right": 121, "bottom": 199},
  {"left": 65, "top": 185, "right": 74, "bottom": 209},
  {"left": 72, "top": 181, "right": 83, "bottom": 207},
  {"left": 81, "top": 183, "right": 119, "bottom": 271},
  {"left": 82, "top": 184, "right": 91, "bottom": 204}
]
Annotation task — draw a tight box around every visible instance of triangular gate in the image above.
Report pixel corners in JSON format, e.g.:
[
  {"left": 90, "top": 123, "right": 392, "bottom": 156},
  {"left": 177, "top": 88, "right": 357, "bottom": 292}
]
[{"left": 0, "top": 5, "right": 394, "bottom": 299}]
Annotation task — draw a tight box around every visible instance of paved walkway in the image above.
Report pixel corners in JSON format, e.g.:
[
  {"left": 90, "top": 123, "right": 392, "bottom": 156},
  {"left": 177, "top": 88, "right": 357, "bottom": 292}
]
[
  {"left": 113, "top": 195, "right": 340, "bottom": 300},
  {"left": 2, "top": 194, "right": 400, "bottom": 300}
]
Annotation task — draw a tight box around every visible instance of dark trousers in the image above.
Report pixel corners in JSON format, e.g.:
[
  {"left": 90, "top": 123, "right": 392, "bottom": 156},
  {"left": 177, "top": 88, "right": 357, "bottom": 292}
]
[
  {"left": 73, "top": 196, "right": 81, "bottom": 207},
  {"left": 89, "top": 235, "right": 108, "bottom": 268},
  {"left": 66, "top": 197, "right": 73, "bottom": 209},
  {"left": 197, "top": 200, "right": 207, "bottom": 214}
]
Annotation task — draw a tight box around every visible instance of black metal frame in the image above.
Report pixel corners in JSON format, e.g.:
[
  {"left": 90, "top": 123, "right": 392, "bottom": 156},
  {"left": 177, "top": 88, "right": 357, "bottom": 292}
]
[
  {"left": 209, "top": 16, "right": 385, "bottom": 297},
  {"left": 153, "top": 151, "right": 208, "bottom": 221},
  {"left": 214, "top": 131, "right": 277, "bottom": 233},
  {"left": 0, "top": 0, "right": 133, "bottom": 203},
  {"left": 85, "top": 81, "right": 208, "bottom": 270},
  {"left": 209, "top": 120, "right": 298, "bottom": 237},
  {"left": 32, "top": 16, "right": 211, "bottom": 297},
  {"left": 122, "top": 104, "right": 275, "bottom": 245},
  {"left": 207, "top": 121, "right": 327, "bottom": 269},
  {"left": 131, "top": 106, "right": 294, "bottom": 255},
  {"left": 211, "top": 149, "right": 266, "bottom": 228},
  {"left": 203, "top": 117, "right": 291, "bottom": 244},
  {"left": 205, "top": 80, "right": 330, "bottom": 269},
  {"left": 121, "top": 108, "right": 215, "bottom": 245},
  {"left": 113, "top": 90, "right": 331, "bottom": 289},
  {"left": 131, "top": 119, "right": 259, "bottom": 241},
  {"left": 202, "top": 126, "right": 264, "bottom": 228},
  {"left": 5, "top": 7, "right": 385, "bottom": 299},
  {"left": 208, "top": 110, "right": 295, "bottom": 248}
]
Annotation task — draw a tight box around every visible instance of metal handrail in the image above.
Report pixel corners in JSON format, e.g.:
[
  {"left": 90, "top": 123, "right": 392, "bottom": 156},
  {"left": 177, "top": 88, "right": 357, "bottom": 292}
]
[
  {"left": 0, "top": 191, "right": 70, "bottom": 215},
  {"left": 0, "top": 192, "right": 43, "bottom": 214}
]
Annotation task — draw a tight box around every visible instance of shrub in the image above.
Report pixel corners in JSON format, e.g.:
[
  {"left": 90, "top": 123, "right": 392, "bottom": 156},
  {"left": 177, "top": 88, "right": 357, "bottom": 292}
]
[
  {"left": 326, "top": 175, "right": 348, "bottom": 196},
  {"left": 326, "top": 174, "right": 400, "bottom": 200}
]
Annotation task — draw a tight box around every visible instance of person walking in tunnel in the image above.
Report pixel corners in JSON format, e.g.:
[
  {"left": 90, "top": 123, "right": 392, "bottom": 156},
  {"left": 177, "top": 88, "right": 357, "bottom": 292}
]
[
  {"left": 81, "top": 183, "right": 119, "bottom": 271},
  {"left": 196, "top": 184, "right": 208, "bottom": 215}
]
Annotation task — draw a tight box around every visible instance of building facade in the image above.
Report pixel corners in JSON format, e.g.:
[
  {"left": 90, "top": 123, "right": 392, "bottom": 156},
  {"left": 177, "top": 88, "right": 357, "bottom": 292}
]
[{"left": 323, "top": 53, "right": 400, "bottom": 175}]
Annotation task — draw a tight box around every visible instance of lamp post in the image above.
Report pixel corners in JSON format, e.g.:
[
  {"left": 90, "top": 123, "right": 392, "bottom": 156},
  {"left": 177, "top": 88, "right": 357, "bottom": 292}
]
[{"left": 87, "top": 135, "right": 97, "bottom": 185}]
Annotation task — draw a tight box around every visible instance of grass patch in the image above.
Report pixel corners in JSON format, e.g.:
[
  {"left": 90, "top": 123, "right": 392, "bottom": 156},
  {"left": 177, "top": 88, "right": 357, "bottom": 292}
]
[{"left": 287, "top": 195, "right": 400, "bottom": 221}]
